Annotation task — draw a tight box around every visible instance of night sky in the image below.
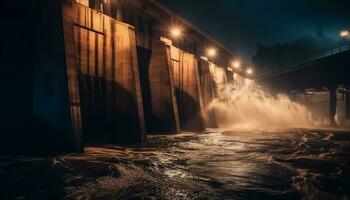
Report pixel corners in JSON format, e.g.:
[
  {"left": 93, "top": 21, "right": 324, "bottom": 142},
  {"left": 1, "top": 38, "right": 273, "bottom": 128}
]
[{"left": 160, "top": 0, "right": 350, "bottom": 63}]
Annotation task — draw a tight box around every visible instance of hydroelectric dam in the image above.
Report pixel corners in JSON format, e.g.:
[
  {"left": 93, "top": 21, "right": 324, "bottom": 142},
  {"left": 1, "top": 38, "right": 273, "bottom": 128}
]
[
  {"left": 2, "top": 0, "right": 350, "bottom": 155},
  {"left": 1, "top": 1, "right": 350, "bottom": 199},
  {"left": 1, "top": 0, "right": 249, "bottom": 154}
]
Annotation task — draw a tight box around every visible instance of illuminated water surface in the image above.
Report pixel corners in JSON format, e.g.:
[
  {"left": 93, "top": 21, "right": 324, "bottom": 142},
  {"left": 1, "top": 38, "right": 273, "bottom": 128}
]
[{"left": 53, "top": 129, "right": 350, "bottom": 199}]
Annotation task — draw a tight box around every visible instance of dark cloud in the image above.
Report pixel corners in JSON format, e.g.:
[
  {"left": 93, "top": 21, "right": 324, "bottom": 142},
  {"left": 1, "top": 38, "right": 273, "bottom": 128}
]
[
  {"left": 252, "top": 34, "right": 336, "bottom": 74},
  {"left": 159, "top": 0, "right": 350, "bottom": 62}
]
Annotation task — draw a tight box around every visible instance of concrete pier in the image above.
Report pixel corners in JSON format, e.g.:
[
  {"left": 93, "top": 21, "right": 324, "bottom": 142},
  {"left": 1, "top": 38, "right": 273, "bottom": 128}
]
[
  {"left": 198, "top": 59, "right": 218, "bottom": 127},
  {"left": 147, "top": 41, "right": 180, "bottom": 132},
  {"left": 62, "top": 1, "right": 145, "bottom": 149},
  {"left": 171, "top": 46, "right": 204, "bottom": 131},
  {"left": 328, "top": 86, "right": 337, "bottom": 126},
  {"left": 31, "top": 0, "right": 76, "bottom": 154}
]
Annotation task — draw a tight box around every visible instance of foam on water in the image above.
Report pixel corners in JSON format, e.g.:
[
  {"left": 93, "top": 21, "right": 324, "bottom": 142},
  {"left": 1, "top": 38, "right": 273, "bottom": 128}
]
[{"left": 207, "top": 80, "right": 325, "bottom": 130}]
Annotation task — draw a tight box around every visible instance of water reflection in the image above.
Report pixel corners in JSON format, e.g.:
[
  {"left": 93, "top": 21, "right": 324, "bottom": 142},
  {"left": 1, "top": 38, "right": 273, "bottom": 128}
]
[{"left": 54, "top": 130, "right": 350, "bottom": 199}]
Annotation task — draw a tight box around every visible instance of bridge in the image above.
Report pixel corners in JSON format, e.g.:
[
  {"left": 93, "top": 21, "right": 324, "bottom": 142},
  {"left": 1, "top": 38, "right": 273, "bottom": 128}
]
[{"left": 257, "top": 41, "right": 350, "bottom": 124}]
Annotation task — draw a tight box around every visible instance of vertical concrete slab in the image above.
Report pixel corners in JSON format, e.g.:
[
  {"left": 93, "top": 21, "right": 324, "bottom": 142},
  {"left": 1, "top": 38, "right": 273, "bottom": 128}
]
[
  {"left": 198, "top": 59, "right": 218, "bottom": 128},
  {"left": 209, "top": 63, "right": 227, "bottom": 97},
  {"left": 148, "top": 41, "right": 180, "bottom": 132},
  {"left": 114, "top": 21, "right": 146, "bottom": 142},
  {"left": 62, "top": 1, "right": 145, "bottom": 149},
  {"left": 199, "top": 59, "right": 215, "bottom": 107},
  {"left": 129, "top": 26, "right": 147, "bottom": 141},
  {"left": 171, "top": 47, "right": 204, "bottom": 131},
  {"left": 61, "top": 0, "right": 84, "bottom": 151},
  {"left": 30, "top": 0, "right": 78, "bottom": 154}
]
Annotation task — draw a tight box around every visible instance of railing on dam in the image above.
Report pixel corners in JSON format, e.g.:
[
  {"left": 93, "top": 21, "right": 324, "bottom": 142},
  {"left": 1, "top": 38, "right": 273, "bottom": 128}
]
[{"left": 257, "top": 41, "right": 350, "bottom": 80}]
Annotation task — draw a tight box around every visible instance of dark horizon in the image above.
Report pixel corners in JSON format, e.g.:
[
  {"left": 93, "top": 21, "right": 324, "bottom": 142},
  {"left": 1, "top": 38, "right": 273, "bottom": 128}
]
[{"left": 160, "top": 0, "right": 350, "bottom": 63}]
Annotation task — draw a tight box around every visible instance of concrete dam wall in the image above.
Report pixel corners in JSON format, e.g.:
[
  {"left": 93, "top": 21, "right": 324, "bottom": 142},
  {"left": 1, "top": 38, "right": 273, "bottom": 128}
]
[
  {"left": 62, "top": 1, "right": 146, "bottom": 149},
  {"left": 1, "top": 0, "right": 246, "bottom": 155}
]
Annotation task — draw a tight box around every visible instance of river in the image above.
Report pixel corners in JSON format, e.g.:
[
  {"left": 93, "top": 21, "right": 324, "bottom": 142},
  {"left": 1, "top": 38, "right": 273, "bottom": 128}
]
[{"left": 2, "top": 129, "right": 346, "bottom": 199}]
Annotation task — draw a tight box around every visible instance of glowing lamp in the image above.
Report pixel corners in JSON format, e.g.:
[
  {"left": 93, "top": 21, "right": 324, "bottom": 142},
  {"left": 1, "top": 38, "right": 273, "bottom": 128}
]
[
  {"left": 340, "top": 30, "right": 349, "bottom": 38},
  {"left": 232, "top": 60, "right": 241, "bottom": 69},
  {"left": 246, "top": 68, "right": 253, "bottom": 75},
  {"left": 171, "top": 27, "right": 182, "bottom": 38},
  {"left": 207, "top": 48, "right": 216, "bottom": 57}
]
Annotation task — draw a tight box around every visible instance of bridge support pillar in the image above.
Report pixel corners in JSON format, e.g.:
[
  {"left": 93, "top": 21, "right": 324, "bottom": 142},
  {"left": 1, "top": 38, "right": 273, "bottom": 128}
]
[
  {"left": 346, "top": 93, "right": 350, "bottom": 119},
  {"left": 328, "top": 86, "right": 337, "bottom": 126}
]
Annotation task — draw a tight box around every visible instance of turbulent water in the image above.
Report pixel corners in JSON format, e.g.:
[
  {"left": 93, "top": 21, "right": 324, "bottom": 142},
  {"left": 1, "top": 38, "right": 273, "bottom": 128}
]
[
  {"left": 58, "top": 130, "right": 350, "bottom": 200},
  {"left": 1, "top": 130, "right": 350, "bottom": 200},
  {"left": 1, "top": 80, "right": 349, "bottom": 199},
  {"left": 208, "top": 81, "right": 326, "bottom": 130}
]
